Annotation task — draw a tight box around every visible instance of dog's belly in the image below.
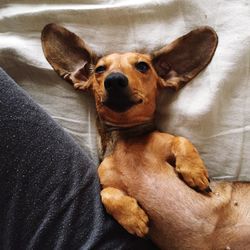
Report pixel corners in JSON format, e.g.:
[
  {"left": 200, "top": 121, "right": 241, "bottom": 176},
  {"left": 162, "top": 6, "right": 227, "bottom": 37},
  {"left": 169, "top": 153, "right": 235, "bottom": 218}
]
[
  {"left": 211, "top": 182, "right": 250, "bottom": 249},
  {"left": 117, "top": 159, "right": 211, "bottom": 249},
  {"left": 110, "top": 142, "right": 211, "bottom": 249}
]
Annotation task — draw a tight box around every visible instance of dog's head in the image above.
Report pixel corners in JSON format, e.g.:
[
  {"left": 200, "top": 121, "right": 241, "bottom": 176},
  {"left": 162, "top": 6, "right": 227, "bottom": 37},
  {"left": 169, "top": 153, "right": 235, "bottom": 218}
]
[{"left": 41, "top": 24, "right": 217, "bottom": 127}]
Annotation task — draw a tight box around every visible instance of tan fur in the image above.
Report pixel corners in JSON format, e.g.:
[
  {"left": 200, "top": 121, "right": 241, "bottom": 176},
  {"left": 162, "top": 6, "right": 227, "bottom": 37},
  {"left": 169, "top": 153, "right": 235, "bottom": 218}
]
[{"left": 41, "top": 24, "right": 250, "bottom": 249}]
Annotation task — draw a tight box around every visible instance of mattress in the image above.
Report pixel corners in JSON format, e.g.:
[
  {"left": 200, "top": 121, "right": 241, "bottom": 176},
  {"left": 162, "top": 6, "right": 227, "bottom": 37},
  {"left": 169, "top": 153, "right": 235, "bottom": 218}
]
[{"left": 0, "top": 0, "right": 249, "bottom": 180}]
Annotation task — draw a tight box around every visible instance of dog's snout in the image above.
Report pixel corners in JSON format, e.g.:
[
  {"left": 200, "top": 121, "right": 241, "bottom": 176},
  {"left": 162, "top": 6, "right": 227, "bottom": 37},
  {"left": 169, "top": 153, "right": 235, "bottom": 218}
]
[
  {"left": 104, "top": 73, "right": 128, "bottom": 91},
  {"left": 102, "top": 72, "right": 139, "bottom": 112}
]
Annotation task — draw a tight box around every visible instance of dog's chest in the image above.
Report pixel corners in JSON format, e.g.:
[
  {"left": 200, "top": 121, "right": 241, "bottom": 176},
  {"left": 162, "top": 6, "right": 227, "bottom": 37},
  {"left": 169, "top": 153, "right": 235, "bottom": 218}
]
[{"left": 110, "top": 132, "right": 173, "bottom": 192}]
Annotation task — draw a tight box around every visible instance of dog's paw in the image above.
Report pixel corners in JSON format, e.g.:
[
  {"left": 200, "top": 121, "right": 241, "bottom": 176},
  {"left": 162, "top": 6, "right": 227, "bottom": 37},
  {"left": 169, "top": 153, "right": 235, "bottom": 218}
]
[
  {"left": 101, "top": 187, "right": 149, "bottom": 237},
  {"left": 176, "top": 159, "right": 211, "bottom": 193},
  {"left": 118, "top": 200, "right": 149, "bottom": 237}
]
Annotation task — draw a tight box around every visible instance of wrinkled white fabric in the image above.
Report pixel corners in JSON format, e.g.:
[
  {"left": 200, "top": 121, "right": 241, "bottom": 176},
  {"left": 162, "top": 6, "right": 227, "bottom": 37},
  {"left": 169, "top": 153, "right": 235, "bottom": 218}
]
[{"left": 0, "top": 0, "right": 249, "bottom": 179}]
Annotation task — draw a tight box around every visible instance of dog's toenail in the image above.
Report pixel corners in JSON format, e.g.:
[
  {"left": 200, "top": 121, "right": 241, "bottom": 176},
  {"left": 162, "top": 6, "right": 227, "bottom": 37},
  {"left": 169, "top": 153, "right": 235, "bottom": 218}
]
[{"left": 204, "top": 186, "right": 212, "bottom": 193}]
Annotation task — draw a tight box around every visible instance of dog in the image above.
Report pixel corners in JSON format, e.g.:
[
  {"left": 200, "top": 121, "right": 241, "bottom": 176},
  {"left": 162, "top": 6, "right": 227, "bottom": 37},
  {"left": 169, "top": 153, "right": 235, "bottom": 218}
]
[{"left": 42, "top": 23, "right": 250, "bottom": 250}]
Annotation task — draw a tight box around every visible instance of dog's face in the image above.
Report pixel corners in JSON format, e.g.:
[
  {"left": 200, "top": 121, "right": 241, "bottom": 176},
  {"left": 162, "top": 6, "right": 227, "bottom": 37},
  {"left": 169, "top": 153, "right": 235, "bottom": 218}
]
[
  {"left": 92, "top": 52, "right": 159, "bottom": 126},
  {"left": 41, "top": 24, "right": 218, "bottom": 127}
]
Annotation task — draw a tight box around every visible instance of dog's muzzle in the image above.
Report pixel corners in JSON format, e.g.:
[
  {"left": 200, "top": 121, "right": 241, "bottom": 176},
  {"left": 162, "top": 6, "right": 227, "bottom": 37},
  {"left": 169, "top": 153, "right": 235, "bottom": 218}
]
[{"left": 103, "top": 72, "right": 141, "bottom": 112}]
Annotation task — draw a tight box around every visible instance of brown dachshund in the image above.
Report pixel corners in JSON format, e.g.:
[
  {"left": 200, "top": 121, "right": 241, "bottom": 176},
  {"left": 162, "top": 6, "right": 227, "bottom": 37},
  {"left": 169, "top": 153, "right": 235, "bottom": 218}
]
[{"left": 42, "top": 24, "right": 250, "bottom": 250}]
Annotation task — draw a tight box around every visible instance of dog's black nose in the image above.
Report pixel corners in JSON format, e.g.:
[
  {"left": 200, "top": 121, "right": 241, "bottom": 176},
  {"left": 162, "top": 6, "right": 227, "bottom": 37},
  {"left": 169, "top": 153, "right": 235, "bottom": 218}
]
[
  {"left": 103, "top": 72, "right": 134, "bottom": 112},
  {"left": 104, "top": 72, "right": 128, "bottom": 91}
]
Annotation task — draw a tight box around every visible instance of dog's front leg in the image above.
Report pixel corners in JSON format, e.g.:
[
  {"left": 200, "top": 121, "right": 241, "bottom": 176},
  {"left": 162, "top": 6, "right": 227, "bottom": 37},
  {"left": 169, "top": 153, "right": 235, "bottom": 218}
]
[
  {"left": 101, "top": 187, "right": 149, "bottom": 237},
  {"left": 98, "top": 157, "right": 149, "bottom": 237},
  {"left": 171, "top": 136, "right": 210, "bottom": 192}
]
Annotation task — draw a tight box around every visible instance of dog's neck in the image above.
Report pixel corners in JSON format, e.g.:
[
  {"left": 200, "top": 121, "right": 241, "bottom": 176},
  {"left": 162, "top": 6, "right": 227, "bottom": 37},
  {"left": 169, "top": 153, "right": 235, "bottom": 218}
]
[
  {"left": 103, "top": 120, "right": 156, "bottom": 136},
  {"left": 96, "top": 117, "right": 156, "bottom": 160}
]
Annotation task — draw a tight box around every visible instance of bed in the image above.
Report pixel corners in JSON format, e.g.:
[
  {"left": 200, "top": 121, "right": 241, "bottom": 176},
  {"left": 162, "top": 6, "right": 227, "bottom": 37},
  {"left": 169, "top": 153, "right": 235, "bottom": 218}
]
[{"left": 0, "top": 0, "right": 249, "bottom": 180}]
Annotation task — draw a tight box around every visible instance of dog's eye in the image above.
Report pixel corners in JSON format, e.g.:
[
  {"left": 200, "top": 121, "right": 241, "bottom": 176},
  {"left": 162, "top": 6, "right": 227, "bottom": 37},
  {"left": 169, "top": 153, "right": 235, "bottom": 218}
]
[
  {"left": 95, "top": 65, "right": 106, "bottom": 74},
  {"left": 135, "top": 62, "right": 150, "bottom": 73}
]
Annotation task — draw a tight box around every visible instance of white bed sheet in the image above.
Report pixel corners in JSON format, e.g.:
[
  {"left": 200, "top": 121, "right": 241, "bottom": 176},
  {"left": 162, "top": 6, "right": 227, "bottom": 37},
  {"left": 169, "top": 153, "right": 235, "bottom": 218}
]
[{"left": 0, "top": 0, "right": 249, "bottom": 179}]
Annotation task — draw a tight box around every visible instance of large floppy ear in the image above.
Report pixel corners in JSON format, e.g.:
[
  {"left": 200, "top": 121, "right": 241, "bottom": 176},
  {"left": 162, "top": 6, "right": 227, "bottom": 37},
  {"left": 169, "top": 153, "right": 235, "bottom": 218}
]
[
  {"left": 41, "top": 23, "right": 97, "bottom": 90},
  {"left": 152, "top": 27, "right": 218, "bottom": 90}
]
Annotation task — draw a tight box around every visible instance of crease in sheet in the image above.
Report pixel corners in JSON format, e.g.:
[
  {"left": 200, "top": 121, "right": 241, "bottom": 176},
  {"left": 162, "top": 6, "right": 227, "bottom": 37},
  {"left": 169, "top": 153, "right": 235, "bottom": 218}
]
[
  {"left": 52, "top": 116, "right": 85, "bottom": 125},
  {"left": 0, "top": 0, "right": 159, "bottom": 17},
  {"left": 202, "top": 125, "right": 250, "bottom": 139}
]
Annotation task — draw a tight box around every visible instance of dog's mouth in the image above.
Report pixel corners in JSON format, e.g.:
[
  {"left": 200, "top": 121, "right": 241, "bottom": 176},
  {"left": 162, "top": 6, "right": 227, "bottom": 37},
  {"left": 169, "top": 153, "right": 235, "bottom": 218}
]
[{"left": 102, "top": 94, "right": 143, "bottom": 113}]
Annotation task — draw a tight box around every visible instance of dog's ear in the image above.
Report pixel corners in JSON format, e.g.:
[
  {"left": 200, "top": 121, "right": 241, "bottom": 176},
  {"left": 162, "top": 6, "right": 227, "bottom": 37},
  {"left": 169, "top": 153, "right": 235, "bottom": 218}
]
[
  {"left": 152, "top": 27, "right": 218, "bottom": 90},
  {"left": 41, "top": 23, "right": 97, "bottom": 90}
]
